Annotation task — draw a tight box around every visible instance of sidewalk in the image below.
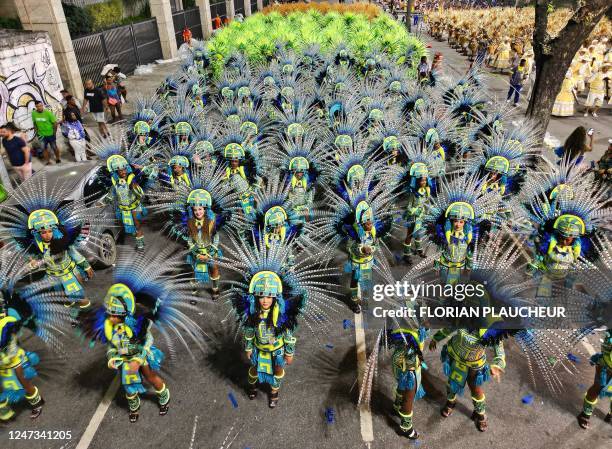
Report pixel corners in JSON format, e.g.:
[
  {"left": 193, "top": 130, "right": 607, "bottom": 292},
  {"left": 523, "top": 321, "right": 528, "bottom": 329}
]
[
  {"left": 423, "top": 32, "right": 611, "bottom": 164},
  {"left": 13, "top": 58, "right": 184, "bottom": 180}
]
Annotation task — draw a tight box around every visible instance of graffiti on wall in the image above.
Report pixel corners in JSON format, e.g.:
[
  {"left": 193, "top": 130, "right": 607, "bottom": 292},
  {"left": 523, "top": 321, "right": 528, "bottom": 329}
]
[{"left": 0, "top": 48, "right": 63, "bottom": 139}]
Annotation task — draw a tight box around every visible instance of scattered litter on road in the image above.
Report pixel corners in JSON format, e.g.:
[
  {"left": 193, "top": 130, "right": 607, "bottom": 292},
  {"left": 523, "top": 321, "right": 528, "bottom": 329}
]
[
  {"left": 567, "top": 353, "right": 580, "bottom": 363},
  {"left": 325, "top": 343, "right": 334, "bottom": 350},
  {"left": 228, "top": 392, "right": 238, "bottom": 408},
  {"left": 325, "top": 407, "right": 335, "bottom": 424},
  {"left": 134, "top": 64, "right": 155, "bottom": 75},
  {"left": 343, "top": 319, "right": 352, "bottom": 329},
  {"left": 521, "top": 394, "right": 534, "bottom": 405}
]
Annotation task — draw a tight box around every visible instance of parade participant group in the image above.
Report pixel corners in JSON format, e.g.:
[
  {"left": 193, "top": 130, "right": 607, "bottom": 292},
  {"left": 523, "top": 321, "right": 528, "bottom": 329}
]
[
  {"left": 426, "top": 6, "right": 611, "bottom": 116},
  {"left": 0, "top": 3, "right": 610, "bottom": 444}
]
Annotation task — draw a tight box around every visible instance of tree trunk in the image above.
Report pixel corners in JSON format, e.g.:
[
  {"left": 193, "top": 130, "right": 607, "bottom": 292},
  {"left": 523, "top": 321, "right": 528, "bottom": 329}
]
[
  {"left": 406, "top": 0, "right": 415, "bottom": 33},
  {"left": 527, "top": 1, "right": 611, "bottom": 133}
]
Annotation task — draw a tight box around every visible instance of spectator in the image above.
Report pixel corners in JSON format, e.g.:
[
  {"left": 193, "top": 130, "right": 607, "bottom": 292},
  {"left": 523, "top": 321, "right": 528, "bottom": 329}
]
[
  {"left": 31, "top": 100, "right": 60, "bottom": 165},
  {"left": 506, "top": 58, "right": 528, "bottom": 106},
  {"left": 60, "top": 89, "right": 81, "bottom": 109},
  {"left": 0, "top": 122, "right": 32, "bottom": 181},
  {"left": 82, "top": 79, "right": 109, "bottom": 138},
  {"left": 182, "top": 26, "right": 192, "bottom": 45},
  {"left": 417, "top": 56, "right": 430, "bottom": 83},
  {"left": 62, "top": 111, "right": 88, "bottom": 162},
  {"left": 112, "top": 66, "right": 128, "bottom": 103},
  {"left": 62, "top": 95, "right": 83, "bottom": 123},
  {"left": 103, "top": 75, "right": 123, "bottom": 122},
  {"left": 584, "top": 64, "right": 608, "bottom": 118},
  {"left": 596, "top": 139, "right": 612, "bottom": 183},
  {"left": 555, "top": 126, "right": 593, "bottom": 165},
  {"left": 432, "top": 52, "right": 443, "bottom": 71},
  {"left": 212, "top": 15, "right": 221, "bottom": 30}
]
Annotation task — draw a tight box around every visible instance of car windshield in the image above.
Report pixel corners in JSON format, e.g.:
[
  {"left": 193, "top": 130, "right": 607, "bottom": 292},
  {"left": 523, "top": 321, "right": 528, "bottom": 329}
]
[{"left": 83, "top": 167, "right": 111, "bottom": 207}]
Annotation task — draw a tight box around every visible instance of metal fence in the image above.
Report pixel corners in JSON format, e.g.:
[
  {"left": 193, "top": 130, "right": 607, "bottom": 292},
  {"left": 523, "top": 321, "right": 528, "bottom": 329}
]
[
  {"left": 210, "top": 0, "right": 227, "bottom": 19},
  {"left": 251, "top": 0, "right": 258, "bottom": 13},
  {"left": 72, "top": 19, "right": 163, "bottom": 86},
  {"left": 235, "top": 0, "right": 245, "bottom": 16},
  {"left": 173, "top": 7, "right": 203, "bottom": 47}
]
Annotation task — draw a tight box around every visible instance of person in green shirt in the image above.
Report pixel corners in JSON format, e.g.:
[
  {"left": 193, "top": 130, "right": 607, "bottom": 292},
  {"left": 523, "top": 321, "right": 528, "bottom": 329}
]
[{"left": 31, "top": 101, "right": 61, "bottom": 165}]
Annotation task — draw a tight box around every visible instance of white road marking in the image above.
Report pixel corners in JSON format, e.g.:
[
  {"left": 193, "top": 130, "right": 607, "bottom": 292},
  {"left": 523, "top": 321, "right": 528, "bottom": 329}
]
[
  {"left": 75, "top": 374, "right": 121, "bottom": 449},
  {"left": 581, "top": 338, "right": 596, "bottom": 356},
  {"left": 189, "top": 415, "right": 199, "bottom": 449},
  {"left": 354, "top": 311, "right": 374, "bottom": 443}
]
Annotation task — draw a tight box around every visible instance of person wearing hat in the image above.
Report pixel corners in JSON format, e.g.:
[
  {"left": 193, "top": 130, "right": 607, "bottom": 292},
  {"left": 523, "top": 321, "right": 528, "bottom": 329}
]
[
  {"left": 403, "top": 162, "right": 432, "bottom": 262},
  {"left": 101, "top": 283, "right": 169, "bottom": 423},
  {"left": 243, "top": 271, "right": 296, "bottom": 408},
  {"left": 584, "top": 64, "right": 609, "bottom": 118},
  {"left": 347, "top": 200, "right": 379, "bottom": 314},
  {"left": 26, "top": 209, "right": 93, "bottom": 323},
  {"left": 103, "top": 154, "right": 147, "bottom": 249}
]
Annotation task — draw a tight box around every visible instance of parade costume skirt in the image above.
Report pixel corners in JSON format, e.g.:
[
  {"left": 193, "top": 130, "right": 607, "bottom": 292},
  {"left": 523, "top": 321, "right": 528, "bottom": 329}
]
[
  {"left": 187, "top": 250, "right": 221, "bottom": 283},
  {"left": 116, "top": 205, "right": 147, "bottom": 235},
  {"left": 51, "top": 267, "right": 85, "bottom": 300},
  {"left": 345, "top": 259, "right": 375, "bottom": 291},
  {"left": 121, "top": 346, "right": 164, "bottom": 395},
  {"left": 551, "top": 98, "right": 574, "bottom": 117},
  {"left": 394, "top": 366, "right": 426, "bottom": 399},
  {"left": 250, "top": 347, "right": 285, "bottom": 386},
  {"left": 590, "top": 354, "right": 612, "bottom": 398},
  {"left": 0, "top": 351, "right": 39, "bottom": 403},
  {"left": 441, "top": 345, "right": 490, "bottom": 396}
]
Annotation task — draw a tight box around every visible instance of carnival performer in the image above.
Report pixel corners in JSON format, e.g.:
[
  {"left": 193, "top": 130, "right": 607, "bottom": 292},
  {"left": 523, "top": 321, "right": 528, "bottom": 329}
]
[
  {"left": 312, "top": 181, "right": 397, "bottom": 313},
  {"left": 218, "top": 235, "right": 339, "bottom": 408},
  {"left": 401, "top": 144, "right": 438, "bottom": 262},
  {"left": 522, "top": 184, "right": 610, "bottom": 297},
  {"left": 0, "top": 248, "right": 76, "bottom": 421},
  {"left": 0, "top": 174, "right": 113, "bottom": 321},
  {"left": 579, "top": 328, "right": 612, "bottom": 428},
  {"left": 92, "top": 133, "right": 156, "bottom": 250},
  {"left": 79, "top": 247, "right": 205, "bottom": 423},
  {"left": 148, "top": 164, "right": 243, "bottom": 301},
  {"left": 423, "top": 174, "right": 502, "bottom": 286}
]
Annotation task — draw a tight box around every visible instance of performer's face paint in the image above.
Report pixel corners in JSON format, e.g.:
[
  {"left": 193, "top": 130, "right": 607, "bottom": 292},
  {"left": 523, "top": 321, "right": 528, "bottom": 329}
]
[
  {"left": 259, "top": 296, "right": 273, "bottom": 310},
  {"left": 172, "top": 165, "right": 184, "bottom": 176},
  {"left": 193, "top": 206, "right": 205, "bottom": 219},
  {"left": 117, "top": 168, "right": 128, "bottom": 179},
  {"left": 40, "top": 228, "right": 53, "bottom": 243},
  {"left": 453, "top": 219, "right": 465, "bottom": 232}
]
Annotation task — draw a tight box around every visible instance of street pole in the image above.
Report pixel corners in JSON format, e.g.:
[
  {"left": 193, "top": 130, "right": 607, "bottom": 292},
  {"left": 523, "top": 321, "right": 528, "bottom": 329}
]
[{"left": 406, "top": 0, "right": 415, "bottom": 32}]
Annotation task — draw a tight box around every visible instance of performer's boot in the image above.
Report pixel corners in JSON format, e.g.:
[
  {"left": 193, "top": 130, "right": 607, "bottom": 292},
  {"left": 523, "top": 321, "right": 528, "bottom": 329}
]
[
  {"left": 135, "top": 235, "right": 145, "bottom": 250},
  {"left": 269, "top": 388, "right": 279, "bottom": 409},
  {"left": 247, "top": 367, "right": 258, "bottom": 399},
  {"left": 269, "top": 370, "right": 284, "bottom": 408},
  {"left": 578, "top": 394, "right": 597, "bottom": 429},
  {"left": 211, "top": 276, "right": 220, "bottom": 301},
  {"left": 393, "top": 389, "right": 402, "bottom": 414},
  {"left": 189, "top": 281, "right": 199, "bottom": 305},
  {"left": 349, "top": 287, "right": 361, "bottom": 314},
  {"left": 441, "top": 392, "right": 457, "bottom": 418},
  {"left": 402, "top": 243, "right": 412, "bottom": 264},
  {"left": 0, "top": 399, "right": 15, "bottom": 421},
  {"left": 399, "top": 410, "right": 418, "bottom": 439},
  {"left": 471, "top": 394, "right": 487, "bottom": 432},
  {"left": 26, "top": 387, "right": 44, "bottom": 419},
  {"left": 414, "top": 239, "right": 425, "bottom": 258},
  {"left": 127, "top": 393, "right": 140, "bottom": 423},
  {"left": 156, "top": 383, "right": 170, "bottom": 415}
]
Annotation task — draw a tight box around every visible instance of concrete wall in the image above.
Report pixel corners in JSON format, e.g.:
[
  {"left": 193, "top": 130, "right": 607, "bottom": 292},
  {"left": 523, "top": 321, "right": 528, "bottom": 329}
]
[{"left": 0, "top": 30, "right": 64, "bottom": 137}]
